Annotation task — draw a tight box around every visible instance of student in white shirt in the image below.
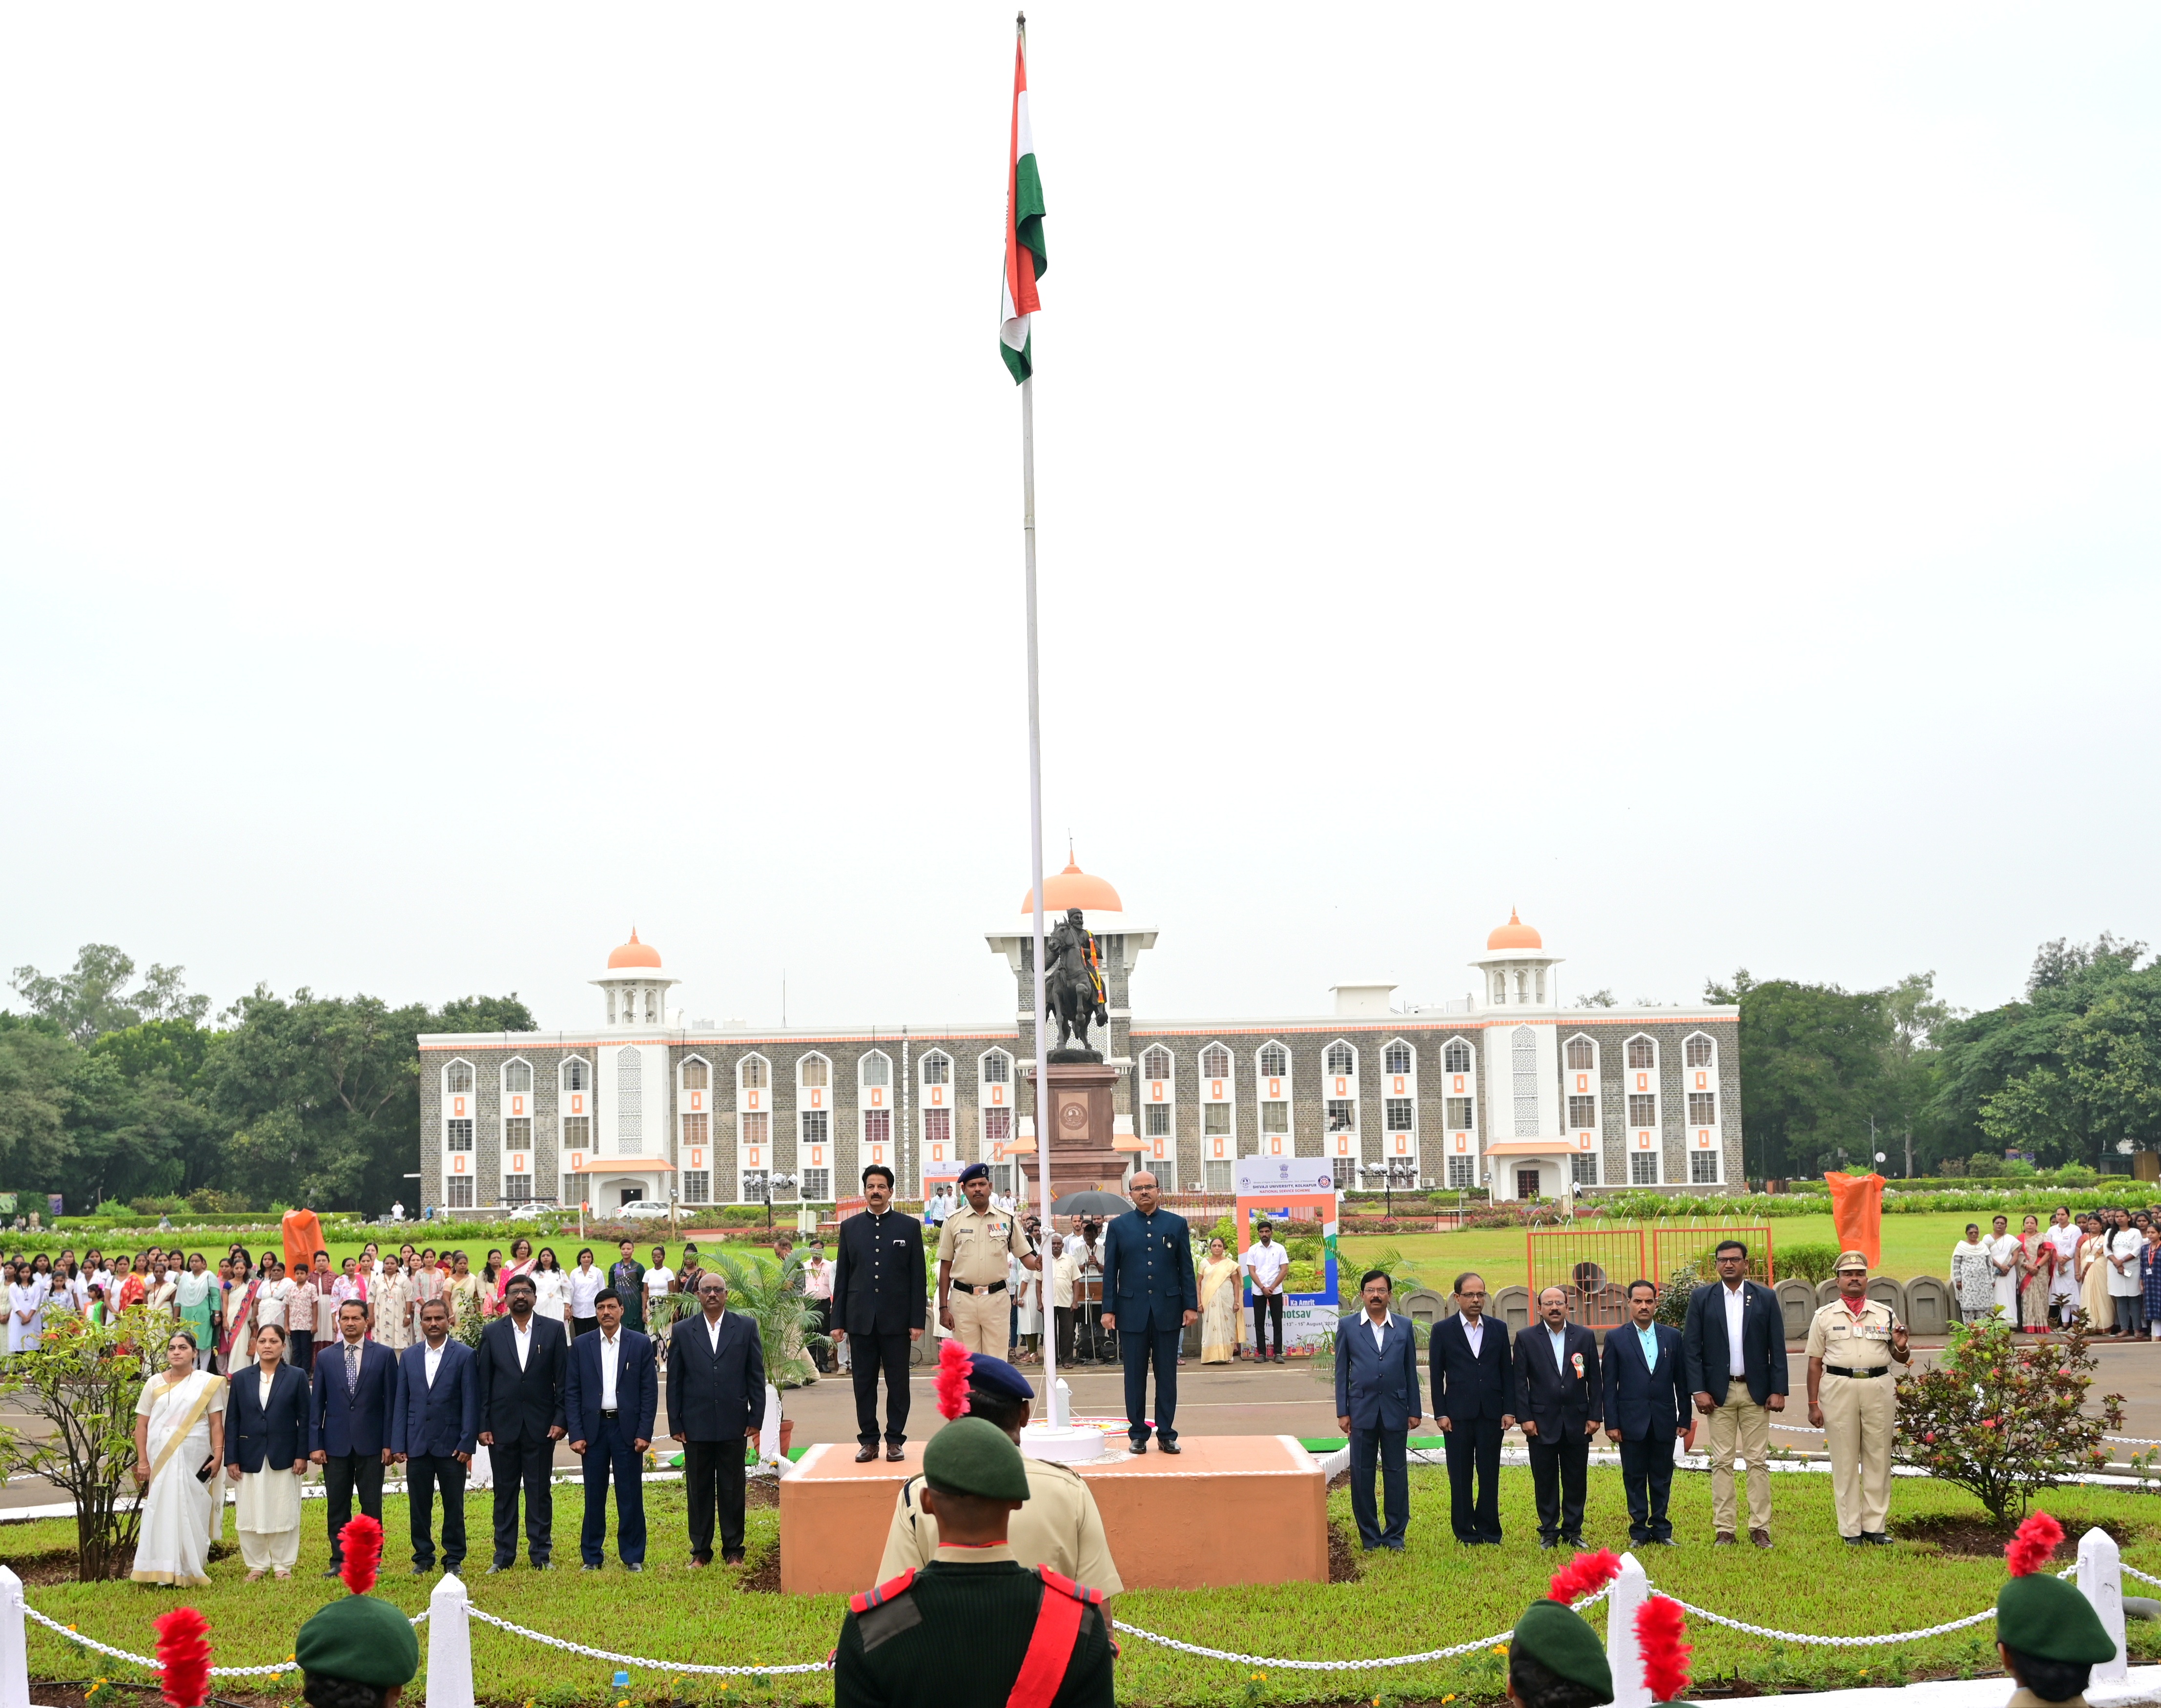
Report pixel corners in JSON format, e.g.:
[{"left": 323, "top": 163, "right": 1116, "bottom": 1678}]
[
  {"left": 568, "top": 1248, "right": 606, "bottom": 1337},
  {"left": 1242, "top": 1221, "right": 1292, "bottom": 1363}
]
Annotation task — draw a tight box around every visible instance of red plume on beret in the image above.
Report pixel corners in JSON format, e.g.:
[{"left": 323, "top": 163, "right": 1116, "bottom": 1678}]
[
  {"left": 2005, "top": 1510, "right": 2063, "bottom": 1578},
  {"left": 935, "top": 1336, "right": 974, "bottom": 1421},
  {"left": 153, "top": 1606, "right": 211, "bottom": 1708},
  {"left": 1547, "top": 1548, "right": 1623, "bottom": 1606},
  {"left": 1636, "top": 1595, "right": 1692, "bottom": 1704},
  {"left": 339, "top": 1513, "right": 384, "bottom": 1595}
]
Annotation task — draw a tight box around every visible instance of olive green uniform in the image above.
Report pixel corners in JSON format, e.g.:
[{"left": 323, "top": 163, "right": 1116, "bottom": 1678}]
[
  {"left": 832, "top": 1544, "right": 1115, "bottom": 1708},
  {"left": 939, "top": 1206, "right": 1032, "bottom": 1357},
  {"left": 1805, "top": 1296, "right": 1898, "bottom": 1538},
  {"left": 876, "top": 1455, "right": 1123, "bottom": 1593}
]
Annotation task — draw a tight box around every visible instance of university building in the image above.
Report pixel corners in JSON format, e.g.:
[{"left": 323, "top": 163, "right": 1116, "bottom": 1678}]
[{"left": 416, "top": 859, "right": 1744, "bottom": 1213}]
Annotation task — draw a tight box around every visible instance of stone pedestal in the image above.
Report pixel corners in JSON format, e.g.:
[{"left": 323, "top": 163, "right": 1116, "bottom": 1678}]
[{"left": 1023, "top": 1061, "right": 1128, "bottom": 1196}]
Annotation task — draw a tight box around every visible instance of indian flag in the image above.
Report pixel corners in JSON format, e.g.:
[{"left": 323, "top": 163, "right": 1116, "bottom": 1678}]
[{"left": 1000, "top": 21, "right": 1047, "bottom": 384}]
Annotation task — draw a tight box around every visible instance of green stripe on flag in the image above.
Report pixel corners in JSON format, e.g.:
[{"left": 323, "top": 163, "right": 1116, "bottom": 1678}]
[
  {"left": 1002, "top": 330, "right": 1033, "bottom": 385},
  {"left": 1014, "top": 154, "right": 1047, "bottom": 281}
]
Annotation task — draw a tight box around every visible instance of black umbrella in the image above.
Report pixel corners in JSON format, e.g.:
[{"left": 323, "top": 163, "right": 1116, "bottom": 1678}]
[{"left": 1049, "top": 1190, "right": 1132, "bottom": 1217}]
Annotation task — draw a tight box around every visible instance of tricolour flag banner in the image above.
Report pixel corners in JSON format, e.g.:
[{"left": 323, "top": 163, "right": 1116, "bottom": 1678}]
[{"left": 1000, "top": 21, "right": 1047, "bottom": 384}]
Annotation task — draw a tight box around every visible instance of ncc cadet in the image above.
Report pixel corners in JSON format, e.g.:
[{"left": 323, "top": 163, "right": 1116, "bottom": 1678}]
[
  {"left": 1994, "top": 1512, "right": 2117, "bottom": 1708},
  {"left": 1504, "top": 1583, "right": 1615, "bottom": 1708},
  {"left": 937, "top": 1162, "right": 1039, "bottom": 1358},
  {"left": 1803, "top": 1250, "right": 1910, "bottom": 1545},
  {"left": 832, "top": 1417, "right": 1116, "bottom": 1708},
  {"left": 877, "top": 1342, "right": 1121, "bottom": 1595}
]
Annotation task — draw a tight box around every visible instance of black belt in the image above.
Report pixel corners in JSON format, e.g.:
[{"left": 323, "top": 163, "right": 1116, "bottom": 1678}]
[
  {"left": 599, "top": 1408, "right": 619, "bottom": 1417},
  {"left": 1823, "top": 1364, "right": 1887, "bottom": 1379},
  {"left": 951, "top": 1279, "right": 1007, "bottom": 1295}
]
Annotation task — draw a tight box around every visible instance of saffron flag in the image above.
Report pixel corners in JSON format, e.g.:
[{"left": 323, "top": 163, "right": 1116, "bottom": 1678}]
[{"left": 999, "top": 21, "right": 1047, "bottom": 383}]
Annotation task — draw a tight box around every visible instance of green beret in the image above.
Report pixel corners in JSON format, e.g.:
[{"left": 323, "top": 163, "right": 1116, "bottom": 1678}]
[
  {"left": 922, "top": 1416, "right": 1031, "bottom": 1502},
  {"left": 295, "top": 1595, "right": 420, "bottom": 1688},
  {"left": 1997, "top": 1574, "right": 2116, "bottom": 1665},
  {"left": 1510, "top": 1601, "right": 1614, "bottom": 1704}
]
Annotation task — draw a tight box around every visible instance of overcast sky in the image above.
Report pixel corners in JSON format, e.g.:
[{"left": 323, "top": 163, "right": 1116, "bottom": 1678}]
[{"left": 3, "top": 6, "right": 2156, "bottom": 1037}]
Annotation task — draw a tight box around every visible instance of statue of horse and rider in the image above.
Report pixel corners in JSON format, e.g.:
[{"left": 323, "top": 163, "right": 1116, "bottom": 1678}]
[{"left": 1042, "top": 906, "right": 1107, "bottom": 1056}]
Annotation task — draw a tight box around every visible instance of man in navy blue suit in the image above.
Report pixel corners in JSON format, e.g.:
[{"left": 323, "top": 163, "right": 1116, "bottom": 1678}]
[
  {"left": 566, "top": 1288, "right": 659, "bottom": 1571},
  {"left": 309, "top": 1298, "right": 398, "bottom": 1576},
  {"left": 1514, "top": 1286, "right": 1602, "bottom": 1549},
  {"left": 1428, "top": 1271, "right": 1515, "bottom": 1544},
  {"left": 1334, "top": 1269, "right": 1422, "bottom": 1551},
  {"left": 390, "top": 1296, "right": 480, "bottom": 1575},
  {"left": 1602, "top": 1278, "right": 1689, "bottom": 1546},
  {"left": 1097, "top": 1171, "right": 1197, "bottom": 1454},
  {"left": 1682, "top": 1238, "right": 1789, "bottom": 1547}
]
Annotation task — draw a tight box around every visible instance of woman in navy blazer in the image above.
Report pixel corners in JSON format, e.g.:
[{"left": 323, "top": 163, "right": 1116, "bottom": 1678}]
[{"left": 224, "top": 1322, "right": 311, "bottom": 1578}]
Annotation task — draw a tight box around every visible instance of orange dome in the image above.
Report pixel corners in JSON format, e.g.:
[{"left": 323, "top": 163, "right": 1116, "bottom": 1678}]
[
  {"left": 1486, "top": 908, "right": 1542, "bottom": 951},
  {"left": 607, "top": 927, "right": 662, "bottom": 970},
  {"left": 1021, "top": 854, "right": 1123, "bottom": 915}
]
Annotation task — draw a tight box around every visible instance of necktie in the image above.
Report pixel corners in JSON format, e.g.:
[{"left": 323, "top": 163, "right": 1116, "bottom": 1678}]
[{"left": 345, "top": 1342, "right": 359, "bottom": 1394}]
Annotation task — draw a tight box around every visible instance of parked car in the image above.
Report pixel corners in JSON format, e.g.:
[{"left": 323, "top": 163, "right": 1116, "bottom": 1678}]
[{"left": 620, "top": 1200, "right": 675, "bottom": 1221}]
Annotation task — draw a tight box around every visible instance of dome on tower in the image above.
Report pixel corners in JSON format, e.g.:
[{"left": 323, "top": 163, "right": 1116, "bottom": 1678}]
[
  {"left": 607, "top": 928, "right": 662, "bottom": 970},
  {"left": 1021, "top": 853, "right": 1124, "bottom": 915},
  {"left": 1486, "top": 908, "right": 1543, "bottom": 951}
]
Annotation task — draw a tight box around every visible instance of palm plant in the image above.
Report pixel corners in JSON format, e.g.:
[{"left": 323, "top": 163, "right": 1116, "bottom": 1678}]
[{"left": 710, "top": 1249, "right": 828, "bottom": 1387}]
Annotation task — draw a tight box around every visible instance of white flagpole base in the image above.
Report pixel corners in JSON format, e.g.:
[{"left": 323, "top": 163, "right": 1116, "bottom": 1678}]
[{"left": 1020, "top": 1421, "right": 1107, "bottom": 1462}]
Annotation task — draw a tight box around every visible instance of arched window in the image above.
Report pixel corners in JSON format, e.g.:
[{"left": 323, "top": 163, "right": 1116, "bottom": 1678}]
[
  {"left": 1258, "top": 1043, "right": 1288, "bottom": 1078},
  {"left": 1443, "top": 1040, "right": 1473, "bottom": 1075},
  {"left": 1684, "top": 1034, "right": 1715, "bottom": 1069},
  {"left": 1626, "top": 1036, "right": 1656, "bottom": 1071},
  {"left": 443, "top": 1060, "right": 473, "bottom": 1095},
  {"left": 800, "top": 1055, "right": 831, "bottom": 1089},
  {"left": 1137, "top": 1045, "right": 1167, "bottom": 1079},
  {"left": 681, "top": 1057, "right": 710, "bottom": 1091},
  {"left": 861, "top": 1052, "right": 892, "bottom": 1088},
  {"left": 1383, "top": 1041, "right": 1412, "bottom": 1076},
  {"left": 740, "top": 1055, "right": 770, "bottom": 1092},
  {"left": 1200, "top": 1043, "right": 1231, "bottom": 1079},
  {"left": 922, "top": 1052, "right": 951, "bottom": 1087},
  {"left": 981, "top": 1050, "right": 1011, "bottom": 1085},
  {"left": 1565, "top": 1037, "right": 1594, "bottom": 1072},
  {"left": 1492, "top": 972, "right": 1507, "bottom": 1005},
  {"left": 561, "top": 1058, "right": 589, "bottom": 1093},
  {"left": 1325, "top": 1041, "right": 1356, "bottom": 1076},
  {"left": 503, "top": 1059, "right": 532, "bottom": 1094}
]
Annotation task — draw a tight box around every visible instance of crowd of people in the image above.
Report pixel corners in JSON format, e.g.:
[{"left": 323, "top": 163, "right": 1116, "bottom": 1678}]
[{"left": 1949, "top": 1205, "right": 2158, "bottom": 1337}]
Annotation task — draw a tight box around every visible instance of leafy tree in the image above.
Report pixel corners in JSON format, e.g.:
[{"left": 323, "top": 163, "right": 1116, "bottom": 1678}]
[
  {"left": 0, "top": 1016, "right": 79, "bottom": 1187},
  {"left": 8, "top": 945, "right": 209, "bottom": 1044},
  {"left": 1574, "top": 989, "right": 1617, "bottom": 1008},
  {"left": 1881, "top": 972, "right": 1959, "bottom": 1176},
  {"left": 1704, "top": 969, "right": 1889, "bottom": 1179}
]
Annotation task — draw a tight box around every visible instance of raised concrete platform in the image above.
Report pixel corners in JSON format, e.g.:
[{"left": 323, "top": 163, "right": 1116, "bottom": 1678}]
[{"left": 779, "top": 1433, "right": 1327, "bottom": 1596}]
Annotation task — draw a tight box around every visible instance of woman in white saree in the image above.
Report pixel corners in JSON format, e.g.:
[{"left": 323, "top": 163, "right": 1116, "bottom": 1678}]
[{"left": 130, "top": 1328, "right": 226, "bottom": 1587}]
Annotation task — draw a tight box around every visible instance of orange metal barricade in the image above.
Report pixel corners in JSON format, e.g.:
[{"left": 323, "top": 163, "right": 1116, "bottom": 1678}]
[
  {"left": 1526, "top": 1228, "right": 1648, "bottom": 1327},
  {"left": 1651, "top": 1224, "right": 1774, "bottom": 1290}
]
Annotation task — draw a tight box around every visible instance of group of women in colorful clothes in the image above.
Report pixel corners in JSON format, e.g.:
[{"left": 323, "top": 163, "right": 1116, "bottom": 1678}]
[{"left": 1950, "top": 1207, "right": 2161, "bottom": 1337}]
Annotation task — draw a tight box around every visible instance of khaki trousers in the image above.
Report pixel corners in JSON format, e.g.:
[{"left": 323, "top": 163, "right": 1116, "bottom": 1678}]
[
  {"left": 1708, "top": 1386, "right": 1772, "bottom": 1535},
  {"left": 947, "top": 1286, "right": 1007, "bottom": 1356},
  {"left": 1822, "top": 1372, "right": 1895, "bottom": 1537}
]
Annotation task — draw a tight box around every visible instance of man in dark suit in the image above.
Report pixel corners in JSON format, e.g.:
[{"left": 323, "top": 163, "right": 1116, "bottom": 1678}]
[
  {"left": 1602, "top": 1278, "right": 1690, "bottom": 1546},
  {"left": 1097, "top": 1171, "right": 1198, "bottom": 1455},
  {"left": 474, "top": 1271, "right": 568, "bottom": 1571},
  {"left": 1429, "top": 1270, "right": 1515, "bottom": 1544},
  {"left": 1333, "top": 1269, "right": 1422, "bottom": 1551},
  {"left": 1682, "top": 1238, "right": 1789, "bottom": 1548},
  {"left": 225, "top": 1321, "right": 311, "bottom": 1577},
  {"left": 1515, "top": 1285, "right": 1603, "bottom": 1549},
  {"left": 566, "top": 1287, "right": 659, "bottom": 1571},
  {"left": 830, "top": 1163, "right": 926, "bottom": 1463},
  {"left": 665, "top": 1268, "right": 765, "bottom": 1566},
  {"left": 308, "top": 1298, "right": 398, "bottom": 1575},
  {"left": 390, "top": 1296, "right": 480, "bottom": 1575}
]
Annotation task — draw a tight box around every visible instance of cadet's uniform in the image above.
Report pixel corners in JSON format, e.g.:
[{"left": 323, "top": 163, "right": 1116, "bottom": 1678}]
[
  {"left": 1995, "top": 1511, "right": 2117, "bottom": 1707},
  {"left": 939, "top": 1203, "right": 1032, "bottom": 1357},
  {"left": 1804, "top": 1290, "right": 1900, "bottom": 1540},
  {"left": 876, "top": 1456, "right": 1123, "bottom": 1593}
]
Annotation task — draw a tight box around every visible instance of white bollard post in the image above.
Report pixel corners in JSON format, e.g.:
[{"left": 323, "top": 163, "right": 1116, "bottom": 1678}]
[
  {"left": 1606, "top": 1551, "right": 1650, "bottom": 1708},
  {"left": 0, "top": 1565, "right": 30, "bottom": 1708},
  {"left": 426, "top": 1571, "right": 476, "bottom": 1708},
  {"left": 758, "top": 1383, "right": 783, "bottom": 1470},
  {"left": 2076, "top": 1526, "right": 2128, "bottom": 1685}
]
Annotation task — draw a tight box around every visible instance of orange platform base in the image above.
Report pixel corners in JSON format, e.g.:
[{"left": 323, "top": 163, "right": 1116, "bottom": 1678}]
[{"left": 779, "top": 1433, "right": 1328, "bottom": 1596}]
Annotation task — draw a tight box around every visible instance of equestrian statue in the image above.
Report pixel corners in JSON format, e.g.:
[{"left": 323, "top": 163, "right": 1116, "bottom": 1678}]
[{"left": 1042, "top": 906, "right": 1108, "bottom": 1058}]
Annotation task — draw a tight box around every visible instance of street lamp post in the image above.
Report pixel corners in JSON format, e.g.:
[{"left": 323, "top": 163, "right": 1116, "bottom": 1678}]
[
  {"left": 1360, "top": 1159, "right": 1417, "bottom": 1217},
  {"left": 763, "top": 1172, "right": 799, "bottom": 1231}
]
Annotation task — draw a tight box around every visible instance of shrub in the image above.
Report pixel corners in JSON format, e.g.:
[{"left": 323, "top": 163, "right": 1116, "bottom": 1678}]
[
  {"left": 126, "top": 1196, "right": 187, "bottom": 1216},
  {"left": 185, "top": 1188, "right": 252, "bottom": 1215},
  {"left": 1893, "top": 1311, "right": 2123, "bottom": 1524},
  {"left": 1778, "top": 1243, "right": 1844, "bottom": 1284},
  {"left": 1653, "top": 1263, "right": 1701, "bottom": 1329}
]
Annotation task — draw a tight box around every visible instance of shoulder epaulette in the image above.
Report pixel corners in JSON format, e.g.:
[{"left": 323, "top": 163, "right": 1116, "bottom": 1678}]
[
  {"left": 1024, "top": 1455, "right": 1082, "bottom": 1483},
  {"left": 1035, "top": 1566, "right": 1106, "bottom": 1606},
  {"left": 849, "top": 1567, "right": 916, "bottom": 1613}
]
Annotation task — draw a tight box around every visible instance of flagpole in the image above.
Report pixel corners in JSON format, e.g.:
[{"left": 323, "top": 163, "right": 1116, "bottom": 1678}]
[{"left": 1021, "top": 365, "right": 1061, "bottom": 1414}]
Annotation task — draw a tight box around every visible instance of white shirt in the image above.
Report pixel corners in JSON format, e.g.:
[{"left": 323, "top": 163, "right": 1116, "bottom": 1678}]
[
  {"left": 1461, "top": 1314, "right": 1484, "bottom": 1357},
  {"left": 1546, "top": 1323, "right": 1570, "bottom": 1371},
  {"left": 644, "top": 1266, "right": 675, "bottom": 1300},
  {"left": 1243, "top": 1241, "right": 1290, "bottom": 1289},
  {"left": 1722, "top": 1281, "right": 1748, "bottom": 1377},
  {"left": 511, "top": 1316, "right": 534, "bottom": 1370},
  {"left": 257, "top": 1278, "right": 290, "bottom": 1328},
  {"left": 257, "top": 1369, "right": 277, "bottom": 1409},
  {"left": 424, "top": 1340, "right": 446, "bottom": 1387},
  {"left": 597, "top": 1329, "right": 622, "bottom": 1410},
  {"left": 704, "top": 1308, "right": 727, "bottom": 1353},
  {"left": 568, "top": 1266, "right": 606, "bottom": 1318},
  {"left": 1366, "top": 1311, "right": 1390, "bottom": 1350},
  {"left": 2108, "top": 1228, "right": 2145, "bottom": 1296}
]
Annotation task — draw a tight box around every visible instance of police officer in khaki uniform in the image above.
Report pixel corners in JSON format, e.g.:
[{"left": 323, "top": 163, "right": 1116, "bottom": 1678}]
[
  {"left": 937, "top": 1163, "right": 1038, "bottom": 1357},
  {"left": 878, "top": 1344, "right": 1122, "bottom": 1596},
  {"left": 1805, "top": 1250, "right": 1910, "bottom": 1545}
]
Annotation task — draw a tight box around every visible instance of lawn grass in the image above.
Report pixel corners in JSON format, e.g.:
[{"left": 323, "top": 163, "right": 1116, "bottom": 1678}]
[{"left": 8, "top": 1470, "right": 2156, "bottom": 1707}]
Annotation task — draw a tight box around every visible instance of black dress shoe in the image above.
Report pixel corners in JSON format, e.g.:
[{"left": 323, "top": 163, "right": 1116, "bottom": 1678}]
[
  {"left": 1861, "top": 1532, "right": 1892, "bottom": 1545},
  {"left": 411, "top": 1565, "right": 432, "bottom": 1575},
  {"left": 722, "top": 1551, "right": 746, "bottom": 1566},
  {"left": 1562, "top": 1535, "right": 1585, "bottom": 1549},
  {"left": 321, "top": 1566, "right": 343, "bottom": 1578},
  {"left": 1160, "top": 1441, "right": 1181, "bottom": 1455},
  {"left": 581, "top": 1563, "right": 601, "bottom": 1571},
  {"left": 1539, "top": 1538, "right": 1557, "bottom": 1550},
  {"left": 885, "top": 1444, "right": 905, "bottom": 1462},
  {"left": 1129, "top": 1441, "right": 1148, "bottom": 1455},
  {"left": 486, "top": 1562, "right": 512, "bottom": 1574},
  {"left": 626, "top": 1562, "right": 644, "bottom": 1572},
  {"left": 854, "top": 1445, "right": 878, "bottom": 1463}
]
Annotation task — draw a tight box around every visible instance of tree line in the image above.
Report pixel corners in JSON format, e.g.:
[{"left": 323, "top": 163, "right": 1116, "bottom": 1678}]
[{"left": 0, "top": 944, "right": 533, "bottom": 1213}]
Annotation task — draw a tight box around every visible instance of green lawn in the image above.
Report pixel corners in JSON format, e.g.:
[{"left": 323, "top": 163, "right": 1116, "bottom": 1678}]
[
  {"left": 9, "top": 1470, "right": 2156, "bottom": 1707},
  {"left": 1336, "top": 1212, "right": 2005, "bottom": 1297}
]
